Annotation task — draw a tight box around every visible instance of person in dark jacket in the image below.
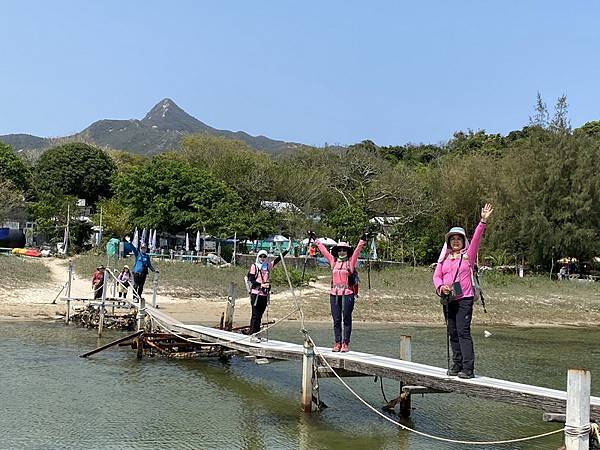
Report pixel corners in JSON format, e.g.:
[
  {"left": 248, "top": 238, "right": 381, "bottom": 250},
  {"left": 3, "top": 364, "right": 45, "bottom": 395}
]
[
  {"left": 247, "top": 244, "right": 289, "bottom": 340},
  {"left": 123, "top": 241, "right": 158, "bottom": 302}
]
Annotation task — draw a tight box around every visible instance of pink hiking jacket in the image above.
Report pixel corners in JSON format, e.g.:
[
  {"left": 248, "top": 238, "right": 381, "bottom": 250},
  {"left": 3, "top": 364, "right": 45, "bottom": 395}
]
[
  {"left": 315, "top": 239, "right": 366, "bottom": 296},
  {"left": 433, "top": 221, "right": 486, "bottom": 300}
]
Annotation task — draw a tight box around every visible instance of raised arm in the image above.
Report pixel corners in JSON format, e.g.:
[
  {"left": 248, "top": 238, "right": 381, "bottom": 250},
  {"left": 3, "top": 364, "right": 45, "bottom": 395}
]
[
  {"left": 314, "top": 239, "right": 335, "bottom": 267},
  {"left": 273, "top": 243, "right": 290, "bottom": 267},
  {"left": 349, "top": 238, "right": 366, "bottom": 272},
  {"left": 123, "top": 241, "right": 139, "bottom": 258},
  {"left": 467, "top": 203, "right": 493, "bottom": 262}
]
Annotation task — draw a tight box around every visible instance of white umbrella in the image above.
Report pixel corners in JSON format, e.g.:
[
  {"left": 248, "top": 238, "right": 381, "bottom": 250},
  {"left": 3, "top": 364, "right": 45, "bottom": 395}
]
[
  {"left": 132, "top": 228, "right": 139, "bottom": 249},
  {"left": 370, "top": 238, "right": 378, "bottom": 260},
  {"left": 196, "top": 231, "right": 201, "bottom": 252},
  {"left": 301, "top": 237, "right": 337, "bottom": 246},
  {"left": 151, "top": 229, "right": 157, "bottom": 252},
  {"left": 185, "top": 232, "right": 190, "bottom": 252},
  {"left": 320, "top": 237, "right": 337, "bottom": 246},
  {"left": 272, "top": 234, "right": 288, "bottom": 243},
  {"left": 141, "top": 228, "right": 147, "bottom": 248}
]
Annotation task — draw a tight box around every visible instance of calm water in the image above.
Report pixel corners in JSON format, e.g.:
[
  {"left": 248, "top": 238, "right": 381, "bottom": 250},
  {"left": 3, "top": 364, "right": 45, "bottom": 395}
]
[{"left": 1, "top": 321, "right": 598, "bottom": 450}]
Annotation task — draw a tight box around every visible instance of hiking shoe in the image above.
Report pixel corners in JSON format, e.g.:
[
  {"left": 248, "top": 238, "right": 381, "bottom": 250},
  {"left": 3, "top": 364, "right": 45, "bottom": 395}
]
[
  {"left": 340, "top": 343, "right": 349, "bottom": 353},
  {"left": 458, "top": 370, "right": 475, "bottom": 379},
  {"left": 447, "top": 364, "right": 462, "bottom": 376},
  {"left": 332, "top": 343, "right": 342, "bottom": 352}
]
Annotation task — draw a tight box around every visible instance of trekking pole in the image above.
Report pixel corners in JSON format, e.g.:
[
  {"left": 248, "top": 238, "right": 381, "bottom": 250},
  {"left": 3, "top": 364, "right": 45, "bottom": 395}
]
[{"left": 444, "top": 303, "right": 450, "bottom": 371}]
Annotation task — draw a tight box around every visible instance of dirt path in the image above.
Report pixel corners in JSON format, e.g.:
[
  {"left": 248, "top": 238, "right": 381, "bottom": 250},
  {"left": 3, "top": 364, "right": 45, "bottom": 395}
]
[{"left": 0, "top": 258, "right": 244, "bottom": 324}]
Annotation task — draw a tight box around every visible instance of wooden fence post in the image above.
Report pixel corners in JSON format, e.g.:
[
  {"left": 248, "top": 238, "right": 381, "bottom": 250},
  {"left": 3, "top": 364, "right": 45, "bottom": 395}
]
[
  {"left": 399, "top": 335, "right": 412, "bottom": 417},
  {"left": 224, "top": 282, "right": 236, "bottom": 331},
  {"left": 301, "top": 339, "right": 315, "bottom": 412},
  {"left": 565, "top": 368, "right": 590, "bottom": 450}
]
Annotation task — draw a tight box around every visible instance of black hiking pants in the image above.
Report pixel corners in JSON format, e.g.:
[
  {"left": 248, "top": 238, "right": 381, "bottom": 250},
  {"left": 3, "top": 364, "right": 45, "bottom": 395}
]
[
  {"left": 444, "top": 296, "right": 475, "bottom": 371},
  {"left": 249, "top": 294, "right": 269, "bottom": 334},
  {"left": 133, "top": 271, "right": 147, "bottom": 299},
  {"left": 330, "top": 294, "right": 355, "bottom": 344}
]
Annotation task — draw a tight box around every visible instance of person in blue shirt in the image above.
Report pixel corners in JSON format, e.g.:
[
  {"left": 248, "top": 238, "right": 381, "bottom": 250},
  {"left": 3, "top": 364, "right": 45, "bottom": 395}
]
[{"left": 123, "top": 240, "right": 158, "bottom": 302}]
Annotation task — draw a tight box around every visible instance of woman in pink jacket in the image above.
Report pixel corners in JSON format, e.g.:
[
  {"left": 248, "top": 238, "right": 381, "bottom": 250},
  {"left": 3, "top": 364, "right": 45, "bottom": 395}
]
[
  {"left": 433, "top": 203, "right": 493, "bottom": 379},
  {"left": 312, "top": 232, "right": 367, "bottom": 353}
]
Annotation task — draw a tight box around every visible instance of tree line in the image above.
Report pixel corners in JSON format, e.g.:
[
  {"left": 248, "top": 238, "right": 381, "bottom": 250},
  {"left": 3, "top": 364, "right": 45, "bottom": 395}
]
[{"left": 1, "top": 94, "right": 599, "bottom": 269}]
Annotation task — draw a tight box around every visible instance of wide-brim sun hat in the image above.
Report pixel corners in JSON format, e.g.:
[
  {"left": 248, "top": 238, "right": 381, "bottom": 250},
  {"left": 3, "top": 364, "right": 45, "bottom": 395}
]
[
  {"left": 331, "top": 241, "right": 353, "bottom": 259},
  {"left": 123, "top": 265, "right": 130, "bottom": 270}
]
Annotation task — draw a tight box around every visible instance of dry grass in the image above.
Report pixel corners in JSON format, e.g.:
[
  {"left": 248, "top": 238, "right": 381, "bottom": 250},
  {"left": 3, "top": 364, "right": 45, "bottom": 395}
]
[{"left": 0, "top": 255, "right": 53, "bottom": 289}]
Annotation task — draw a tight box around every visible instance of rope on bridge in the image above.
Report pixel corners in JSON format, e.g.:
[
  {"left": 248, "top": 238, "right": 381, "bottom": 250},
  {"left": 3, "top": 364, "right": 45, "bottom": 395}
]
[{"left": 307, "top": 334, "right": 566, "bottom": 446}]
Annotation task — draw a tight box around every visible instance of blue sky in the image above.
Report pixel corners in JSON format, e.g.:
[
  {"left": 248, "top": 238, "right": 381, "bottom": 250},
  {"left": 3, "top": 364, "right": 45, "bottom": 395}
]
[{"left": 1, "top": 1, "right": 599, "bottom": 147}]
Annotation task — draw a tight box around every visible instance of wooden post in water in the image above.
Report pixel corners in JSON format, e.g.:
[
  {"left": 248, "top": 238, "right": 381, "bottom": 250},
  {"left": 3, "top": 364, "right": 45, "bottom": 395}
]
[
  {"left": 97, "top": 272, "right": 108, "bottom": 337},
  {"left": 65, "top": 260, "right": 73, "bottom": 324},
  {"left": 224, "top": 282, "right": 236, "bottom": 331},
  {"left": 301, "top": 339, "right": 315, "bottom": 412},
  {"left": 151, "top": 271, "right": 159, "bottom": 308},
  {"left": 137, "top": 293, "right": 146, "bottom": 332},
  {"left": 565, "top": 368, "right": 590, "bottom": 450},
  {"left": 399, "top": 335, "right": 412, "bottom": 417}
]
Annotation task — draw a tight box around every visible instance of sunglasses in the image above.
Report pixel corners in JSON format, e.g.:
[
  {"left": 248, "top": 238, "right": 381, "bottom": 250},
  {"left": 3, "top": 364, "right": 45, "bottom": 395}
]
[{"left": 258, "top": 255, "right": 267, "bottom": 259}]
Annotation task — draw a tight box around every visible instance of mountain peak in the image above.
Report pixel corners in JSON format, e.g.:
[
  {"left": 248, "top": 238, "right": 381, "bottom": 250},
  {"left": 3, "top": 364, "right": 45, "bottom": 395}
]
[{"left": 142, "top": 98, "right": 209, "bottom": 132}]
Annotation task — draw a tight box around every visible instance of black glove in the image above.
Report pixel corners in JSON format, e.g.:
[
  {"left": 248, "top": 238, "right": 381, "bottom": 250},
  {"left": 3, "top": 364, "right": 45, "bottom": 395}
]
[
  {"left": 360, "top": 232, "right": 368, "bottom": 241},
  {"left": 307, "top": 230, "right": 316, "bottom": 240}
]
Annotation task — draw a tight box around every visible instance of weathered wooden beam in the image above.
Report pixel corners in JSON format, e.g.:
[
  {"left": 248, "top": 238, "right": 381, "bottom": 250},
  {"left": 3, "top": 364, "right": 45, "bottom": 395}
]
[
  {"left": 79, "top": 330, "right": 144, "bottom": 358},
  {"left": 402, "top": 385, "right": 449, "bottom": 395},
  {"left": 316, "top": 367, "right": 369, "bottom": 378},
  {"left": 543, "top": 412, "right": 566, "bottom": 423}
]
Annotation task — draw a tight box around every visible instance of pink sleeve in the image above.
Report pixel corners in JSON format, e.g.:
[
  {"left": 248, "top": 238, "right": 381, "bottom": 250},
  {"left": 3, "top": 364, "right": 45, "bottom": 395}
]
[
  {"left": 467, "top": 221, "right": 486, "bottom": 262},
  {"left": 315, "top": 239, "right": 335, "bottom": 267},
  {"left": 249, "top": 264, "right": 257, "bottom": 274},
  {"left": 349, "top": 240, "right": 366, "bottom": 272},
  {"left": 433, "top": 262, "right": 444, "bottom": 295}
]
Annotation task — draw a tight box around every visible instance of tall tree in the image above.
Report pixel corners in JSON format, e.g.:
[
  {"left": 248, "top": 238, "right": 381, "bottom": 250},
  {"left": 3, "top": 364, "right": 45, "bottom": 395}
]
[
  {"left": 34, "top": 143, "right": 115, "bottom": 203},
  {"left": 0, "top": 143, "right": 30, "bottom": 191}
]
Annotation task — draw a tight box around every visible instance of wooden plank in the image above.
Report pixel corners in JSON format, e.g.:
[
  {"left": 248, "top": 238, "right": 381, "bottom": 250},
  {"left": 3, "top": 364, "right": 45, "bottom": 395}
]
[
  {"left": 565, "top": 369, "right": 590, "bottom": 450},
  {"left": 79, "top": 330, "right": 144, "bottom": 358}
]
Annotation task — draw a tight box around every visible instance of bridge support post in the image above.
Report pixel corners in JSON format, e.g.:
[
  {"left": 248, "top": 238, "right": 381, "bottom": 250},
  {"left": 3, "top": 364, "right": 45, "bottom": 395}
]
[
  {"left": 151, "top": 271, "right": 159, "bottom": 308},
  {"left": 137, "top": 295, "right": 146, "bottom": 332},
  {"left": 65, "top": 260, "right": 73, "bottom": 324},
  {"left": 301, "top": 339, "right": 315, "bottom": 413},
  {"left": 98, "top": 274, "right": 108, "bottom": 337},
  {"left": 224, "top": 282, "right": 236, "bottom": 331},
  {"left": 565, "top": 368, "right": 590, "bottom": 450},
  {"left": 399, "top": 335, "right": 412, "bottom": 417}
]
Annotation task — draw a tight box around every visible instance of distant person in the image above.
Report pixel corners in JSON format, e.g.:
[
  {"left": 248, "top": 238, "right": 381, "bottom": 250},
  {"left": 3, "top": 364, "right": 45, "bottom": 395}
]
[
  {"left": 312, "top": 231, "right": 366, "bottom": 353},
  {"left": 558, "top": 265, "right": 567, "bottom": 281},
  {"left": 117, "top": 265, "right": 131, "bottom": 299},
  {"left": 433, "top": 203, "right": 493, "bottom": 379},
  {"left": 124, "top": 240, "right": 158, "bottom": 302},
  {"left": 91, "top": 265, "right": 105, "bottom": 299},
  {"left": 246, "top": 245, "right": 289, "bottom": 341},
  {"left": 308, "top": 244, "right": 316, "bottom": 258}
]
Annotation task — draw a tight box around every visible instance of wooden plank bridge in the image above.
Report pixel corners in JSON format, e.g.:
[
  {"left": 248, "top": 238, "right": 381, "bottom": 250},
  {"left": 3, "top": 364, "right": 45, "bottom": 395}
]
[{"left": 145, "top": 307, "right": 600, "bottom": 422}]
